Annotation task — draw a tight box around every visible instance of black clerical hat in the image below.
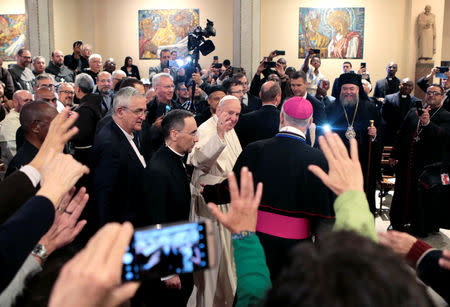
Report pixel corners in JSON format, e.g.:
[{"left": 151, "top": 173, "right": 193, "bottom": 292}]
[{"left": 338, "top": 73, "right": 362, "bottom": 88}]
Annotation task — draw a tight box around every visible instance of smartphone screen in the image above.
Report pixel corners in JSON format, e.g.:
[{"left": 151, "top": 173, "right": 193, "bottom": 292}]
[
  {"left": 167, "top": 60, "right": 178, "bottom": 68},
  {"left": 436, "top": 67, "right": 449, "bottom": 79},
  {"left": 122, "top": 221, "right": 210, "bottom": 281}
]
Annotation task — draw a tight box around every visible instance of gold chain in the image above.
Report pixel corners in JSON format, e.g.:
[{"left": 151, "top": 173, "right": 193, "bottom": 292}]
[{"left": 341, "top": 99, "right": 360, "bottom": 128}]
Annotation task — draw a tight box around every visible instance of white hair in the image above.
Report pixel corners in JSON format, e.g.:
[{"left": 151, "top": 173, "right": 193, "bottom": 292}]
[
  {"left": 89, "top": 53, "right": 102, "bottom": 62},
  {"left": 152, "top": 73, "right": 172, "bottom": 87},
  {"left": 112, "top": 86, "right": 143, "bottom": 115},
  {"left": 218, "top": 95, "right": 240, "bottom": 108},
  {"left": 281, "top": 109, "right": 312, "bottom": 128},
  {"left": 112, "top": 70, "right": 126, "bottom": 79}
]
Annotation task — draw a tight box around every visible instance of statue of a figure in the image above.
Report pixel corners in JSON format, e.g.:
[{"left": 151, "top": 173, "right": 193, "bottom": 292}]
[{"left": 417, "top": 5, "right": 436, "bottom": 61}]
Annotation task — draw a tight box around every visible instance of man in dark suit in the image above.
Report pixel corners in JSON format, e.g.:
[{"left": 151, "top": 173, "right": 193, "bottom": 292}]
[
  {"left": 90, "top": 87, "right": 147, "bottom": 230},
  {"left": 233, "top": 73, "right": 262, "bottom": 113},
  {"left": 142, "top": 109, "right": 198, "bottom": 306},
  {"left": 234, "top": 81, "right": 281, "bottom": 148},
  {"left": 382, "top": 78, "right": 421, "bottom": 146},
  {"left": 141, "top": 72, "right": 180, "bottom": 161},
  {"left": 6, "top": 102, "right": 58, "bottom": 177},
  {"left": 417, "top": 66, "right": 450, "bottom": 111},
  {"left": 64, "top": 41, "right": 89, "bottom": 74},
  {"left": 374, "top": 62, "right": 400, "bottom": 99},
  {"left": 286, "top": 70, "right": 326, "bottom": 127}
]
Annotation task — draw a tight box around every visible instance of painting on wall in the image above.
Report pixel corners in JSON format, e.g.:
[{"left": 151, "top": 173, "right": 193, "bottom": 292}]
[
  {"left": 0, "top": 14, "right": 26, "bottom": 61},
  {"left": 139, "top": 9, "right": 199, "bottom": 59},
  {"left": 298, "top": 8, "right": 364, "bottom": 59}
]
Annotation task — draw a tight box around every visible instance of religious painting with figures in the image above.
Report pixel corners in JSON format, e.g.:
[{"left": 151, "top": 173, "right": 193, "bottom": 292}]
[
  {"left": 139, "top": 9, "right": 199, "bottom": 60},
  {"left": 298, "top": 8, "right": 364, "bottom": 59},
  {"left": 0, "top": 14, "right": 26, "bottom": 61}
]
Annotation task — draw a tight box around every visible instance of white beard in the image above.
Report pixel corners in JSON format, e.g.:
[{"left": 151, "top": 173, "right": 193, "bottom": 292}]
[{"left": 341, "top": 94, "right": 359, "bottom": 107}]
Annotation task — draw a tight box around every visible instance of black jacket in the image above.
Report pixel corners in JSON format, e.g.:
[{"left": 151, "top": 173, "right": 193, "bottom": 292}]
[
  {"left": 143, "top": 146, "right": 191, "bottom": 224},
  {"left": 234, "top": 104, "right": 280, "bottom": 148},
  {"left": 5, "top": 140, "right": 38, "bottom": 178},
  {"left": 90, "top": 120, "right": 145, "bottom": 229},
  {"left": 121, "top": 65, "right": 141, "bottom": 80},
  {"left": 64, "top": 53, "right": 89, "bottom": 72}
]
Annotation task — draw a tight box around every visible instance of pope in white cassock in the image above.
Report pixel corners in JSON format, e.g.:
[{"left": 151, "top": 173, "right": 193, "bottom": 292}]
[{"left": 187, "top": 95, "right": 242, "bottom": 307}]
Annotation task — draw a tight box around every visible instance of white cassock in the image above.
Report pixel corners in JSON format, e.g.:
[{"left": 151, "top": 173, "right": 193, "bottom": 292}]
[{"left": 187, "top": 115, "right": 242, "bottom": 307}]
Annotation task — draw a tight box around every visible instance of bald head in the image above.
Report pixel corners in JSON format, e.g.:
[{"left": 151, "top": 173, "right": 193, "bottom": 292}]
[
  {"left": 260, "top": 81, "right": 281, "bottom": 105},
  {"left": 97, "top": 71, "right": 112, "bottom": 94},
  {"left": 51, "top": 50, "right": 64, "bottom": 67},
  {"left": 387, "top": 62, "right": 398, "bottom": 77},
  {"left": 12, "top": 90, "right": 33, "bottom": 112},
  {"left": 399, "top": 78, "right": 414, "bottom": 95},
  {"left": 35, "top": 87, "right": 57, "bottom": 107},
  {"left": 20, "top": 101, "right": 57, "bottom": 145}
]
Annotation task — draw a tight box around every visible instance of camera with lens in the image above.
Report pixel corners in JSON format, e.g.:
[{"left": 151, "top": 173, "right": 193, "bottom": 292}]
[{"left": 188, "top": 19, "right": 216, "bottom": 56}]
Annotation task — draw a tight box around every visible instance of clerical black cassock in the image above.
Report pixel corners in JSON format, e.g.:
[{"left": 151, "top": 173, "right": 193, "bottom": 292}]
[
  {"left": 382, "top": 92, "right": 421, "bottom": 146},
  {"left": 326, "top": 74, "right": 382, "bottom": 213},
  {"left": 141, "top": 145, "right": 193, "bottom": 306},
  {"left": 390, "top": 107, "right": 450, "bottom": 234},
  {"left": 204, "top": 125, "right": 335, "bottom": 280}
]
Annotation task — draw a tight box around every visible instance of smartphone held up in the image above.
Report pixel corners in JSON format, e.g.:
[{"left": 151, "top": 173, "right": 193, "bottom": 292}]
[{"left": 122, "top": 220, "right": 216, "bottom": 281}]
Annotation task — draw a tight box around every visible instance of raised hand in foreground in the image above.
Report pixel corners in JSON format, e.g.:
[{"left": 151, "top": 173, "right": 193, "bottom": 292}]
[
  {"left": 308, "top": 131, "right": 364, "bottom": 196},
  {"left": 29, "top": 107, "right": 79, "bottom": 172},
  {"left": 208, "top": 167, "right": 263, "bottom": 234},
  {"left": 36, "top": 152, "right": 89, "bottom": 206}
]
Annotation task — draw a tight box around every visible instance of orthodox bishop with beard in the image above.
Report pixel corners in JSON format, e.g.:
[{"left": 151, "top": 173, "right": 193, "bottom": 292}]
[{"left": 325, "top": 73, "right": 382, "bottom": 213}]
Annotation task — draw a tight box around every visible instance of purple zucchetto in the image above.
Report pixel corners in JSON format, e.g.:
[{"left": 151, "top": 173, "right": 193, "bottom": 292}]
[{"left": 282, "top": 97, "right": 313, "bottom": 119}]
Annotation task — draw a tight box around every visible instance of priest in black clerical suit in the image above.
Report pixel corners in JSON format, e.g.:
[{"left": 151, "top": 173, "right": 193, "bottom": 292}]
[
  {"left": 234, "top": 81, "right": 281, "bottom": 148},
  {"left": 374, "top": 62, "right": 400, "bottom": 99},
  {"left": 326, "top": 73, "right": 382, "bottom": 214},
  {"left": 389, "top": 84, "right": 450, "bottom": 234},
  {"left": 142, "top": 109, "right": 197, "bottom": 306},
  {"left": 204, "top": 97, "right": 335, "bottom": 280},
  {"left": 382, "top": 78, "right": 421, "bottom": 146}
]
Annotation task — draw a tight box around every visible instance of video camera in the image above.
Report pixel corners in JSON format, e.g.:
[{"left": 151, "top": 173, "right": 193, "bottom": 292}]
[{"left": 188, "top": 19, "right": 216, "bottom": 56}]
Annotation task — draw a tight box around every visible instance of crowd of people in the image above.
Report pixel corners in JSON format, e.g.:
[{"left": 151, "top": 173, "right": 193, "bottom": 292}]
[{"left": 0, "top": 40, "right": 450, "bottom": 307}]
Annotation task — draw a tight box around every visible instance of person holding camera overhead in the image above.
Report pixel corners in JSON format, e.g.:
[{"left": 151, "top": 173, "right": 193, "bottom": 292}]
[
  {"left": 417, "top": 66, "right": 450, "bottom": 111},
  {"left": 302, "top": 48, "right": 324, "bottom": 96},
  {"left": 389, "top": 84, "right": 450, "bottom": 235}
]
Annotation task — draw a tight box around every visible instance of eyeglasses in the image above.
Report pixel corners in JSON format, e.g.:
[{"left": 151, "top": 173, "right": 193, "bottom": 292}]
[
  {"left": 59, "top": 90, "right": 75, "bottom": 95},
  {"left": 176, "top": 130, "right": 198, "bottom": 137},
  {"left": 122, "top": 107, "right": 148, "bottom": 116},
  {"left": 230, "top": 90, "right": 245, "bottom": 94},
  {"left": 426, "top": 91, "right": 442, "bottom": 96}
]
